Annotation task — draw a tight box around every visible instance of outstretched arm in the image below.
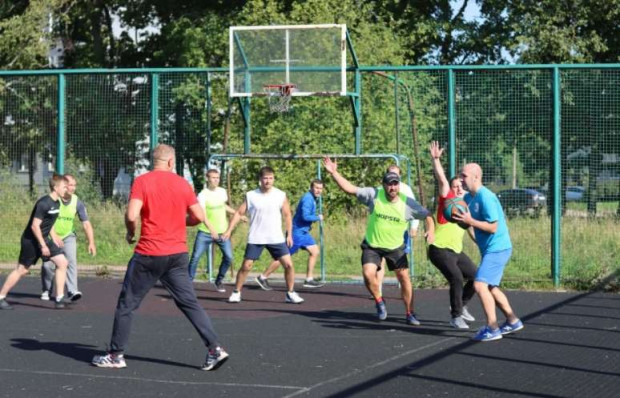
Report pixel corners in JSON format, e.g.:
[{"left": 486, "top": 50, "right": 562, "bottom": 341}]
[
  {"left": 430, "top": 141, "right": 450, "bottom": 197},
  {"left": 323, "top": 156, "right": 358, "bottom": 195}
]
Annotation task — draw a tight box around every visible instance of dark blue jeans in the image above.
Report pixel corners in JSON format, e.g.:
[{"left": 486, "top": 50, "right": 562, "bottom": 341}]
[{"left": 188, "top": 231, "right": 233, "bottom": 282}]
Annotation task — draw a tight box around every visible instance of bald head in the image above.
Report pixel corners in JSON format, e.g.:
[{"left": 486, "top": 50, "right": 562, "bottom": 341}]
[
  {"left": 460, "top": 162, "right": 483, "bottom": 193},
  {"left": 152, "top": 144, "right": 175, "bottom": 170}
]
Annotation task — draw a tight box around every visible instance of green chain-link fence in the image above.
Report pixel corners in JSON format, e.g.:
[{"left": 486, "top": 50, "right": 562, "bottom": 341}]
[{"left": 0, "top": 66, "right": 618, "bottom": 289}]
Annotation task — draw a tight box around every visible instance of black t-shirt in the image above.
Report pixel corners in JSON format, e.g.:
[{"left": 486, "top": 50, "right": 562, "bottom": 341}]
[{"left": 22, "top": 195, "right": 61, "bottom": 240}]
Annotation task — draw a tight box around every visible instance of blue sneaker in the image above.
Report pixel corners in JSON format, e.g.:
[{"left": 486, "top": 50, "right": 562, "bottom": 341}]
[
  {"left": 500, "top": 319, "right": 524, "bottom": 335},
  {"left": 376, "top": 300, "right": 387, "bottom": 321},
  {"left": 406, "top": 313, "right": 421, "bottom": 326},
  {"left": 472, "top": 326, "right": 502, "bottom": 342}
]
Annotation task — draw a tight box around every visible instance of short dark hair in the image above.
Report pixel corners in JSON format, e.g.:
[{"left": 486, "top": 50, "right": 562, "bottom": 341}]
[
  {"left": 258, "top": 166, "right": 275, "bottom": 178},
  {"left": 49, "top": 174, "right": 64, "bottom": 191},
  {"left": 206, "top": 169, "right": 220, "bottom": 177},
  {"left": 310, "top": 179, "right": 323, "bottom": 189},
  {"left": 449, "top": 176, "right": 460, "bottom": 185}
]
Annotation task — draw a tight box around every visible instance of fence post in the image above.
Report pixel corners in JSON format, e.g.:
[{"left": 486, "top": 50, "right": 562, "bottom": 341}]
[
  {"left": 552, "top": 67, "right": 562, "bottom": 287},
  {"left": 56, "top": 73, "right": 66, "bottom": 174},
  {"left": 447, "top": 69, "right": 456, "bottom": 176},
  {"left": 150, "top": 73, "right": 159, "bottom": 154},
  {"left": 317, "top": 160, "right": 325, "bottom": 282}
]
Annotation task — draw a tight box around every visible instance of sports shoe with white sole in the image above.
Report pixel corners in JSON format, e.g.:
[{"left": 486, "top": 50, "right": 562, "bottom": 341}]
[
  {"left": 214, "top": 281, "right": 226, "bottom": 293},
  {"left": 0, "top": 298, "right": 13, "bottom": 310},
  {"left": 69, "top": 291, "right": 82, "bottom": 302},
  {"left": 499, "top": 319, "right": 524, "bottom": 335},
  {"left": 228, "top": 291, "right": 241, "bottom": 303},
  {"left": 376, "top": 300, "right": 388, "bottom": 321},
  {"left": 450, "top": 316, "right": 469, "bottom": 329},
  {"left": 406, "top": 313, "right": 421, "bottom": 326},
  {"left": 255, "top": 275, "right": 273, "bottom": 291},
  {"left": 285, "top": 291, "right": 304, "bottom": 304},
  {"left": 472, "top": 325, "right": 502, "bottom": 342},
  {"left": 40, "top": 291, "right": 50, "bottom": 301},
  {"left": 201, "top": 347, "right": 229, "bottom": 371},
  {"left": 303, "top": 279, "right": 325, "bottom": 288},
  {"left": 461, "top": 306, "right": 475, "bottom": 322},
  {"left": 92, "top": 352, "right": 127, "bottom": 368}
]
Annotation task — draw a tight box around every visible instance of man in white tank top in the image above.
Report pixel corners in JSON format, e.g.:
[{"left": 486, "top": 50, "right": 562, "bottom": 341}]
[{"left": 222, "top": 167, "right": 304, "bottom": 304}]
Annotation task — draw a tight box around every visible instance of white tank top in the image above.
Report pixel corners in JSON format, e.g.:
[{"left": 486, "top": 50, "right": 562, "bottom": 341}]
[{"left": 246, "top": 187, "right": 286, "bottom": 244}]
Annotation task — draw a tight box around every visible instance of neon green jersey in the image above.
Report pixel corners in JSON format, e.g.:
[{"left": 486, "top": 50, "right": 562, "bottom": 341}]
[{"left": 53, "top": 195, "right": 77, "bottom": 238}]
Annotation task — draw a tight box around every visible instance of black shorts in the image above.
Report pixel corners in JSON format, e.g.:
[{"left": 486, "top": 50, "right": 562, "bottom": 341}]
[
  {"left": 18, "top": 235, "right": 63, "bottom": 267},
  {"left": 360, "top": 240, "right": 408, "bottom": 271},
  {"left": 244, "top": 243, "right": 290, "bottom": 261}
]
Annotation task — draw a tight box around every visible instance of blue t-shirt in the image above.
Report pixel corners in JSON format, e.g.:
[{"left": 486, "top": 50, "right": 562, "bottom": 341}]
[
  {"left": 465, "top": 186, "right": 512, "bottom": 254},
  {"left": 292, "top": 191, "right": 321, "bottom": 235}
]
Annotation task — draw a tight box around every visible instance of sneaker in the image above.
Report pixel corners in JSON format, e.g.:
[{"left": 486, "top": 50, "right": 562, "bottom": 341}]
[
  {"left": 472, "top": 326, "right": 503, "bottom": 342},
  {"left": 228, "top": 291, "right": 241, "bottom": 303},
  {"left": 54, "top": 300, "right": 66, "bottom": 309},
  {"left": 255, "top": 275, "right": 273, "bottom": 291},
  {"left": 214, "top": 281, "right": 226, "bottom": 293},
  {"left": 285, "top": 291, "right": 304, "bottom": 304},
  {"left": 461, "top": 306, "right": 475, "bottom": 322},
  {"left": 201, "top": 347, "right": 229, "bottom": 371},
  {"left": 376, "top": 300, "right": 388, "bottom": 321},
  {"left": 40, "top": 291, "right": 50, "bottom": 301},
  {"left": 303, "top": 279, "right": 325, "bottom": 288},
  {"left": 92, "top": 352, "right": 127, "bottom": 368},
  {"left": 450, "top": 316, "right": 469, "bottom": 329},
  {"left": 0, "top": 298, "right": 13, "bottom": 310},
  {"left": 69, "top": 291, "right": 82, "bottom": 302},
  {"left": 499, "top": 319, "right": 524, "bottom": 335},
  {"left": 406, "top": 313, "right": 421, "bottom": 326}
]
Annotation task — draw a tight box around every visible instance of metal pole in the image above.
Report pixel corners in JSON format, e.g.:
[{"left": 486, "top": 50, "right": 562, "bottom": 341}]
[
  {"left": 447, "top": 69, "right": 456, "bottom": 176},
  {"left": 150, "top": 73, "right": 159, "bottom": 155},
  {"left": 56, "top": 74, "right": 66, "bottom": 174},
  {"left": 317, "top": 160, "right": 325, "bottom": 282},
  {"left": 552, "top": 67, "right": 562, "bottom": 287},
  {"left": 395, "top": 71, "right": 400, "bottom": 154}
]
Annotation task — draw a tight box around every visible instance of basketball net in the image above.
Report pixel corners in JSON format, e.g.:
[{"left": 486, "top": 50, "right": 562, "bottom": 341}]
[{"left": 263, "top": 84, "right": 296, "bottom": 113}]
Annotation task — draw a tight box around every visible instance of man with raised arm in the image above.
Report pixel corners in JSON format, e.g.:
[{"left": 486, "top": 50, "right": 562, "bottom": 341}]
[{"left": 323, "top": 157, "right": 434, "bottom": 325}]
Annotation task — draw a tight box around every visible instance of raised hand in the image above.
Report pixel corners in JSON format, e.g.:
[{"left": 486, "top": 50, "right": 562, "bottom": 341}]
[
  {"left": 323, "top": 156, "right": 338, "bottom": 174},
  {"left": 430, "top": 141, "right": 444, "bottom": 159}
]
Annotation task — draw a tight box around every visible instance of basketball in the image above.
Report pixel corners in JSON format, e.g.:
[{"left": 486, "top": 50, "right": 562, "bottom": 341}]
[{"left": 443, "top": 197, "right": 469, "bottom": 228}]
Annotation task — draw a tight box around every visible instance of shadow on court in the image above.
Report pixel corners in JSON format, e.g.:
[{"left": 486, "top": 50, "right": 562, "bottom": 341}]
[{"left": 0, "top": 275, "right": 618, "bottom": 398}]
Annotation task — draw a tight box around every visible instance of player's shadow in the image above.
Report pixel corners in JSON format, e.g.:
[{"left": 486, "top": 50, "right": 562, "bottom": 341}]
[{"left": 10, "top": 338, "right": 198, "bottom": 369}]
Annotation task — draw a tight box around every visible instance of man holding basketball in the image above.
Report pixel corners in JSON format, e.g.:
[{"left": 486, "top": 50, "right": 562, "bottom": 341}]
[
  {"left": 323, "top": 157, "right": 434, "bottom": 325},
  {"left": 428, "top": 141, "right": 477, "bottom": 329},
  {"left": 452, "top": 162, "right": 523, "bottom": 341}
]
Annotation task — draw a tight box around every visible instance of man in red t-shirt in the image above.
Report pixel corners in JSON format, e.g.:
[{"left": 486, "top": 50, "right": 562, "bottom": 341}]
[{"left": 92, "top": 144, "right": 228, "bottom": 371}]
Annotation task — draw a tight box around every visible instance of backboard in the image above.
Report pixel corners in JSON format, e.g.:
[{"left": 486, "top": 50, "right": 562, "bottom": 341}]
[{"left": 229, "top": 24, "right": 347, "bottom": 97}]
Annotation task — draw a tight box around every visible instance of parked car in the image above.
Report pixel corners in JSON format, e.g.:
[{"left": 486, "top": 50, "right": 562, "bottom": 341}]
[
  {"left": 497, "top": 188, "right": 547, "bottom": 217},
  {"left": 565, "top": 186, "right": 585, "bottom": 201}
]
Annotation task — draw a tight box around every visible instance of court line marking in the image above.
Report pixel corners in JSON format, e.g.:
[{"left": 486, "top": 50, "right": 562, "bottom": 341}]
[
  {"left": 0, "top": 368, "right": 304, "bottom": 390},
  {"left": 282, "top": 337, "right": 456, "bottom": 398}
]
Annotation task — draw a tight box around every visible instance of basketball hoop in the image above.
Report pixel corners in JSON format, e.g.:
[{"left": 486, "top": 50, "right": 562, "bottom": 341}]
[{"left": 263, "top": 84, "right": 296, "bottom": 113}]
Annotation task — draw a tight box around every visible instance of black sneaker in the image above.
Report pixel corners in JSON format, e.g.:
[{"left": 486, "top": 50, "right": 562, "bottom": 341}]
[
  {"left": 54, "top": 300, "right": 66, "bottom": 309},
  {"left": 0, "top": 298, "right": 13, "bottom": 310},
  {"left": 214, "top": 281, "right": 226, "bottom": 293},
  {"left": 255, "top": 276, "right": 273, "bottom": 291},
  {"left": 303, "top": 279, "right": 325, "bottom": 288},
  {"left": 69, "top": 291, "right": 82, "bottom": 302}
]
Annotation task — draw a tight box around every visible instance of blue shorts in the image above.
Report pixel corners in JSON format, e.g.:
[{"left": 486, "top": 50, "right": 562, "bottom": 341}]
[
  {"left": 475, "top": 248, "right": 512, "bottom": 286},
  {"left": 289, "top": 232, "right": 317, "bottom": 256},
  {"left": 244, "top": 243, "right": 290, "bottom": 261}
]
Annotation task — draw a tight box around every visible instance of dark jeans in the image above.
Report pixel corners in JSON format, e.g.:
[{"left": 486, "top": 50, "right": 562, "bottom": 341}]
[
  {"left": 428, "top": 245, "right": 477, "bottom": 318},
  {"left": 110, "top": 252, "right": 219, "bottom": 354},
  {"left": 188, "top": 231, "right": 233, "bottom": 282}
]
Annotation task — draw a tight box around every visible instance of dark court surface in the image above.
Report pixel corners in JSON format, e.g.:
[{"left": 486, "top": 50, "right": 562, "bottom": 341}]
[{"left": 0, "top": 276, "right": 618, "bottom": 398}]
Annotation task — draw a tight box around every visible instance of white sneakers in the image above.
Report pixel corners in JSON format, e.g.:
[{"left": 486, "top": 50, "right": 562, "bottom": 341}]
[{"left": 228, "top": 290, "right": 304, "bottom": 304}]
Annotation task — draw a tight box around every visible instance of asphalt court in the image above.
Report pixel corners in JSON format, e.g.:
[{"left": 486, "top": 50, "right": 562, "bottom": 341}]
[{"left": 0, "top": 276, "right": 618, "bottom": 398}]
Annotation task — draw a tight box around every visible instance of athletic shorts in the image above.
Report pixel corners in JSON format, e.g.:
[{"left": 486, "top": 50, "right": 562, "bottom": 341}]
[
  {"left": 475, "top": 248, "right": 512, "bottom": 286},
  {"left": 18, "top": 235, "right": 63, "bottom": 267},
  {"left": 244, "top": 242, "right": 290, "bottom": 261},
  {"left": 289, "top": 232, "right": 317, "bottom": 256},
  {"left": 360, "top": 240, "right": 408, "bottom": 271}
]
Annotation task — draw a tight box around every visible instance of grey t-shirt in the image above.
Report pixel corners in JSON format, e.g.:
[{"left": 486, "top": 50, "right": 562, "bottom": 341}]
[{"left": 356, "top": 187, "right": 430, "bottom": 221}]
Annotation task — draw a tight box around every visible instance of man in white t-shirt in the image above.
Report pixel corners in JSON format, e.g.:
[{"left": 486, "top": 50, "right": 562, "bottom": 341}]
[
  {"left": 222, "top": 167, "right": 304, "bottom": 304},
  {"left": 188, "top": 169, "right": 246, "bottom": 292}
]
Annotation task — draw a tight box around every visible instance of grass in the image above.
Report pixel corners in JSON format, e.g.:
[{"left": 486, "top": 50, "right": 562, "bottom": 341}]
[{"left": 0, "top": 198, "right": 618, "bottom": 292}]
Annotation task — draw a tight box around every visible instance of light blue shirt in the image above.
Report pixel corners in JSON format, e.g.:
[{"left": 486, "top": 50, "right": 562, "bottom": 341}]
[{"left": 465, "top": 186, "right": 512, "bottom": 254}]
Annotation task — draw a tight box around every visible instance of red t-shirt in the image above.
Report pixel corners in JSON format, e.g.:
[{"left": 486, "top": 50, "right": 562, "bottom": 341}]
[
  {"left": 129, "top": 170, "right": 198, "bottom": 256},
  {"left": 436, "top": 190, "right": 456, "bottom": 225}
]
